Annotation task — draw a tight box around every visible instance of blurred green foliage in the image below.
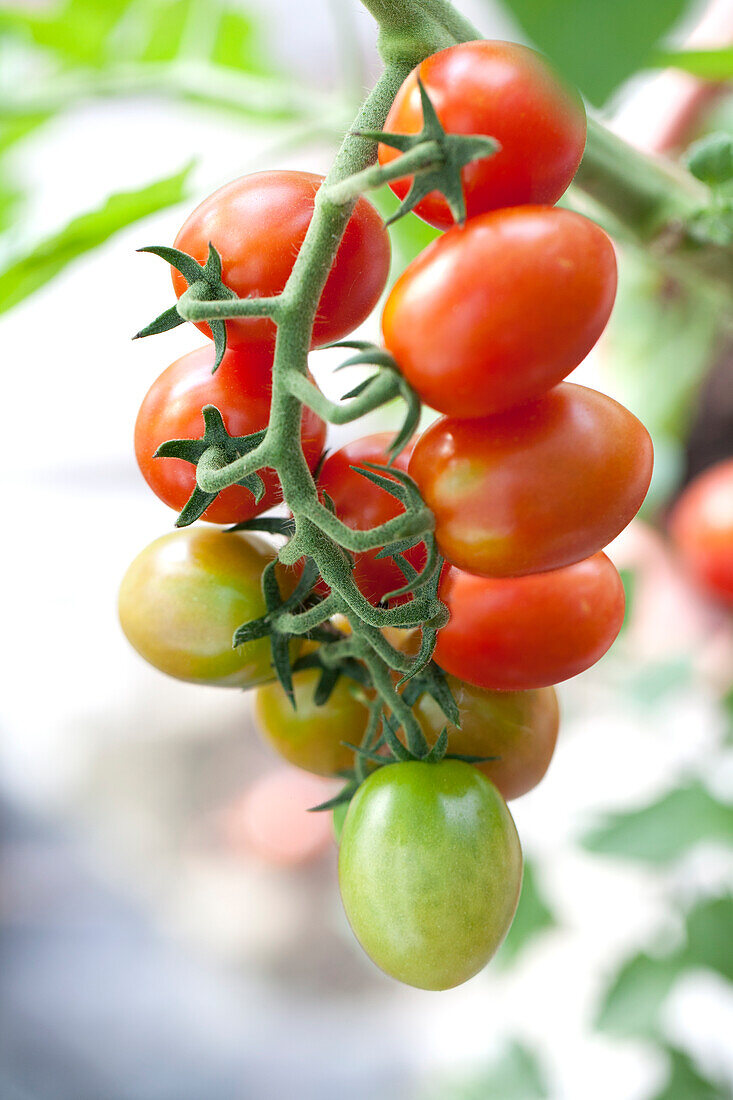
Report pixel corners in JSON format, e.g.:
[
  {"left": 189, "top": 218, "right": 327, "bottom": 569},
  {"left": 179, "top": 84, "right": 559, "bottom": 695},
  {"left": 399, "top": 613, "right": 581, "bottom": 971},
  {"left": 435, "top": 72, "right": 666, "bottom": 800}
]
[
  {"left": 419, "top": 1040, "right": 548, "bottom": 1100},
  {"left": 496, "top": 0, "right": 695, "bottom": 105},
  {"left": 497, "top": 859, "right": 556, "bottom": 966}
]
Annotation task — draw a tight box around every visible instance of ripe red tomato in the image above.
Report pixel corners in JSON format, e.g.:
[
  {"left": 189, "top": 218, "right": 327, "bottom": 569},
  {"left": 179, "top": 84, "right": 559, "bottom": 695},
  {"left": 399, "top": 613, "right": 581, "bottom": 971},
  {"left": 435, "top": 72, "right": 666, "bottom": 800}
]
[
  {"left": 135, "top": 344, "right": 326, "bottom": 524},
  {"left": 434, "top": 553, "right": 625, "bottom": 691},
  {"left": 172, "top": 171, "right": 391, "bottom": 348},
  {"left": 379, "top": 41, "right": 586, "bottom": 230},
  {"left": 316, "top": 433, "right": 426, "bottom": 604},
  {"left": 669, "top": 458, "right": 733, "bottom": 606},
  {"left": 383, "top": 207, "right": 616, "bottom": 418},
  {"left": 409, "top": 383, "right": 653, "bottom": 578}
]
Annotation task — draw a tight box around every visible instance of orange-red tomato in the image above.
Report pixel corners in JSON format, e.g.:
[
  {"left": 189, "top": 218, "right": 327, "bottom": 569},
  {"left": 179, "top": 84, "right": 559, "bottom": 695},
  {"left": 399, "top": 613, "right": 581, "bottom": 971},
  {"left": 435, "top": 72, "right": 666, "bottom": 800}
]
[
  {"left": 383, "top": 207, "right": 617, "bottom": 418},
  {"left": 316, "top": 433, "right": 426, "bottom": 604},
  {"left": 379, "top": 41, "right": 586, "bottom": 231},
  {"left": 434, "top": 554, "right": 626, "bottom": 691},
  {"left": 135, "top": 344, "right": 326, "bottom": 524},
  {"left": 172, "top": 171, "right": 390, "bottom": 348},
  {"left": 409, "top": 384, "right": 653, "bottom": 578},
  {"left": 411, "top": 678, "right": 560, "bottom": 800},
  {"left": 669, "top": 458, "right": 733, "bottom": 606}
]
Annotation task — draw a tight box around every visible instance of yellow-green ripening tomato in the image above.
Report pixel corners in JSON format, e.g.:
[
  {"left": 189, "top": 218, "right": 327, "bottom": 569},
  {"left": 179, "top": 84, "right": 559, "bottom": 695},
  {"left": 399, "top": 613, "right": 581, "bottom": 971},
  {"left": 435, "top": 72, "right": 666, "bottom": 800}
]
[
  {"left": 254, "top": 669, "right": 370, "bottom": 777},
  {"left": 339, "top": 760, "right": 522, "bottom": 990},
  {"left": 413, "top": 679, "right": 560, "bottom": 800},
  {"left": 118, "top": 528, "right": 295, "bottom": 687}
]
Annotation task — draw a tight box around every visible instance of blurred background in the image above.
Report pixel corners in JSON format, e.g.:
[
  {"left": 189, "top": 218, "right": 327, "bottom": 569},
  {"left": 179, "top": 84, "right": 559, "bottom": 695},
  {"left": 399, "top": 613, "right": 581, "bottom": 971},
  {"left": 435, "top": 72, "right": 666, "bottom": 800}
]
[{"left": 1, "top": 0, "right": 732, "bottom": 1097}]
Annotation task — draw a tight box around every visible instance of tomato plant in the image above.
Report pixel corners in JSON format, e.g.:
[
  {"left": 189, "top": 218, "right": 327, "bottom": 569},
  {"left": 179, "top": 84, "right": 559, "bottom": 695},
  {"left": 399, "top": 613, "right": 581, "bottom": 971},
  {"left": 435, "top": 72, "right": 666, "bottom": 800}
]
[
  {"left": 409, "top": 383, "right": 653, "bottom": 577},
  {"left": 413, "top": 679, "right": 560, "bottom": 800},
  {"left": 316, "top": 433, "right": 426, "bottom": 604},
  {"left": 379, "top": 40, "right": 586, "bottom": 230},
  {"left": 119, "top": 528, "right": 296, "bottom": 686},
  {"left": 383, "top": 206, "right": 617, "bottom": 418},
  {"left": 172, "top": 171, "right": 391, "bottom": 348},
  {"left": 135, "top": 344, "right": 326, "bottom": 524},
  {"left": 434, "top": 553, "right": 626, "bottom": 690},
  {"left": 669, "top": 458, "right": 733, "bottom": 606},
  {"left": 255, "top": 667, "right": 370, "bottom": 776},
  {"left": 339, "top": 760, "right": 522, "bottom": 989}
]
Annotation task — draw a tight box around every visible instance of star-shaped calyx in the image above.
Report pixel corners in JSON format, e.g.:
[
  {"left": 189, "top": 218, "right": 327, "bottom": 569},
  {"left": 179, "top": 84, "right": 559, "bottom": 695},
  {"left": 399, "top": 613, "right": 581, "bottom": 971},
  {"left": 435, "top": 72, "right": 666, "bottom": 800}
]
[
  {"left": 155, "top": 404, "right": 266, "bottom": 527},
  {"left": 357, "top": 78, "right": 500, "bottom": 225}
]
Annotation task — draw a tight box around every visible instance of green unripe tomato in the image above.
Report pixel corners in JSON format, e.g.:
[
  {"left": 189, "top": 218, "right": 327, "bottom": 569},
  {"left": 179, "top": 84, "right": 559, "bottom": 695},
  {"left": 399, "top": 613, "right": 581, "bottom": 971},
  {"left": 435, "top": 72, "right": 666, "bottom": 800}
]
[
  {"left": 118, "top": 528, "right": 293, "bottom": 687},
  {"left": 339, "top": 760, "right": 522, "bottom": 990},
  {"left": 254, "top": 669, "right": 370, "bottom": 777}
]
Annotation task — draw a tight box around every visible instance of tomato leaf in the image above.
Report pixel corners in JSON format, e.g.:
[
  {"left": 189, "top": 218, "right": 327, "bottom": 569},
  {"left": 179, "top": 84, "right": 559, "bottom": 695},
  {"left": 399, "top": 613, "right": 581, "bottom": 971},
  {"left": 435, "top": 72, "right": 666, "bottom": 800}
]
[
  {"left": 651, "top": 1046, "right": 728, "bottom": 1100},
  {"left": 493, "top": 0, "right": 692, "bottom": 105},
  {"left": 0, "top": 163, "right": 192, "bottom": 315},
  {"left": 419, "top": 1040, "right": 548, "bottom": 1100},
  {"left": 498, "top": 859, "right": 556, "bottom": 966},
  {"left": 653, "top": 47, "right": 733, "bottom": 81},
  {"left": 582, "top": 781, "right": 733, "bottom": 863}
]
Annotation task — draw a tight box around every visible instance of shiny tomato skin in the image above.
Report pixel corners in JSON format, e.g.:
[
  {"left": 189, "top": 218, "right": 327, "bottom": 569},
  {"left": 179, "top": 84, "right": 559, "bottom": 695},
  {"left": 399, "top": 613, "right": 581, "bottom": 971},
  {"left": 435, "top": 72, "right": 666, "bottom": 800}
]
[
  {"left": 409, "top": 384, "right": 653, "bottom": 578},
  {"left": 316, "top": 433, "right": 426, "bottom": 604},
  {"left": 118, "top": 529, "right": 296, "bottom": 687},
  {"left": 134, "top": 344, "right": 326, "bottom": 524},
  {"left": 254, "top": 668, "right": 370, "bottom": 777},
  {"left": 339, "top": 760, "right": 522, "bottom": 990},
  {"left": 413, "top": 679, "right": 559, "bottom": 800},
  {"left": 379, "top": 41, "right": 586, "bottom": 230},
  {"left": 434, "top": 554, "right": 625, "bottom": 691},
  {"left": 383, "top": 207, "right": 617, "bottom": 418},
  {"left": 172, "top": 171, "right": 390, "bottom": 348},
  {"left": 669, "top": 458, "right": 733, "bottom": 606}
]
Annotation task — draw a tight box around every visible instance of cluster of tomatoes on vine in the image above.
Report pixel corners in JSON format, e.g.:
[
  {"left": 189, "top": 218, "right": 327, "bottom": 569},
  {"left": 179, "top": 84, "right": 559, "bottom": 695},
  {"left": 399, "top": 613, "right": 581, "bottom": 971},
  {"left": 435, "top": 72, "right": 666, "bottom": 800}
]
[{"left": 119, "top": 41, "right": 655, "bottom": 990}]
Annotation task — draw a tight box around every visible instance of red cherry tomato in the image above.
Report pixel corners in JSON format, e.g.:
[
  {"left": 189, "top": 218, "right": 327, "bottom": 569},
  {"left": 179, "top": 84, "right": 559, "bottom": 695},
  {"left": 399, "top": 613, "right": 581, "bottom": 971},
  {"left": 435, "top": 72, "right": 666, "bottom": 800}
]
[
  {"left": 383, "top": 207, "right": 617, "bottom": 418},
  {"left": 135, "top": 344, "right": 326, "bottom": 524},
  {"left": 435, "top": 554, "right": 625, "bottom": 691},
  {"left": 409, "top": 383, "right": 653, "bottom": 578},
  {"left": 316, "top": 433, "right": 426, "bottom": 604},
  {"left": 172, "top": 171, "right": 390, "bottom": 348},
  {"left": 669, "top": 458, "right": 733, "bottom": 606},
  {"left": 379, "top": 41, "right": 586, "bottom": 230}
]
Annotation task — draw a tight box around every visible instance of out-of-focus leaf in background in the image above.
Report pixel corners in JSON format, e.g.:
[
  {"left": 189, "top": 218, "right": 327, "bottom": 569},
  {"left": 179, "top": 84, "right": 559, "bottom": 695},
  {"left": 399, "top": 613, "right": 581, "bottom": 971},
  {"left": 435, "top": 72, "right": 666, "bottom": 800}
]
[
  {"left": 419, "top": 1040, "right": 548, "bottom": 1100},
  {"left": 596, "top": 896, "right": 733, "bottom": 1038},
  {"left": 651, "top": 1046, "right": 729, "bottom": 1100},
  {"left": 495, "top": 0, "right": 694, "bottom": 105},
  {"left": 583, "top": 782, "right": 733, "bottom": 864},
  {"left": 0, "top": 0, "right": 137, "bottom": 67},
  {"left": 370, "top": 187, "right": 441, "bottom": 287},
  {"left": 654, "top": 47, "right": 733, "bottom": 81},
  {"left": 498, "top": 859, "right": 556, "bottom": 966},
  {"left": 0, "top": 162, "right": 192, "bottom": 314}
]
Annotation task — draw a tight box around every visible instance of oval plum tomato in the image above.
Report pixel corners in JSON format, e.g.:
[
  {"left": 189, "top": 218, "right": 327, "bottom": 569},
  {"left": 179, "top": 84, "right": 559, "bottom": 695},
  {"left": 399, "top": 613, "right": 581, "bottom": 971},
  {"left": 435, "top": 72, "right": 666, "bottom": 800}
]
[
  {"left": 434, "top": 554, "right": 625, "bottom": 691},
  {"left": 316, "top": 433, "right": 426, "bottom": 604},
  {"left": 379, "top": 40, "right": 586, "bottom": 230},
  {"left": 339, "top": 760, "right": 522, "bottom": 989},
  {"left": 383, "top": 207, "right": 617, "bottom": 418},
  {"left": 118, "top": 528, "right": 297, "bottom": 686},
  {"left": 414, "top": 680, "right": 559, "bottom": 800},
  {"left": 409, "top": 383, "right": 653, "bottom": 577},
  {"left": 134, "top": 344, "right": 326, "bottom": 524},
  {"left": 669, "top": 458, "right": 733, "bottom": 606},
  {"left": 172, "top": 171, "right": 391, "bottom": 348},
  {"left": 254, "top": 667, "right": 370, "bottom": 777}
]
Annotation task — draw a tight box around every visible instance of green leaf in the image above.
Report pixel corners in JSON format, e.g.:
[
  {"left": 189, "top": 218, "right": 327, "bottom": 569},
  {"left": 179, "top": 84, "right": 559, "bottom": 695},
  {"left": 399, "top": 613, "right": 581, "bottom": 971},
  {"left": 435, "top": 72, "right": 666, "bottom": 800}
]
[
  {"left": 498, "top": 859, "right": 557, "bottom": 966},
  {"left": 0, "top": 163, "right": 192, "bottom": 315},
  {"left": 495, "top": 0, "right": 692, "bottom": 105},
  {"left": 596, "top": 951, "right": 682, "bottom": 1037},
  {"left": 420, "top": 1040, "right": 548, "bottom": 1100},
  {"left": 652, "top": 1046, "right": 728, "bottom": 1100},
  {"left": 0, "top": 0, "right": 136, "bottom": 67},
  {"left": 213, "top": 9, "right": 269, "bottom": 74},
  {"left": 583, "top": 782, "right": 733, "bottom": 864},
  {"left": 597, "top": 896, "right": 733, "bottom": 1037},
  {"left": 654, "top": 47, "right": 733, "bottom": 81},
  {"left": 685, "top": 134, "right": 733, "bottom": 189}
]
